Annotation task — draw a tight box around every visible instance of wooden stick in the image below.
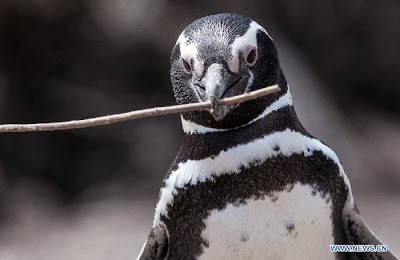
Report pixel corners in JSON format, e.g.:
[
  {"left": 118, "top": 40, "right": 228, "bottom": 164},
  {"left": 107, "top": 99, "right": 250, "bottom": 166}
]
[{"left": 0, "top": 85, "right": 280, "bottom": 133}]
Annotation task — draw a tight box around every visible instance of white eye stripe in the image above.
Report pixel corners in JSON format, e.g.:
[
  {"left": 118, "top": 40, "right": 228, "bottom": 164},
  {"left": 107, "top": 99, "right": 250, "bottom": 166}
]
[
  {"left": 177, "top": 33, "right": 198, "bottom": 59},
  {"left": 228, "top": 21, "right": 270, "bottom": 72},
  {"left": 177, "top": 33, "right": 204, "bottom": 77}
]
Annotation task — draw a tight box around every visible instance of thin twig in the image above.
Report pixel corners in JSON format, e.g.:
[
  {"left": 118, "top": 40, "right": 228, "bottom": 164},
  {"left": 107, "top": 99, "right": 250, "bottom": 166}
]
[{"left": 0, "top": 85, "right": 280, "bottom": 133}]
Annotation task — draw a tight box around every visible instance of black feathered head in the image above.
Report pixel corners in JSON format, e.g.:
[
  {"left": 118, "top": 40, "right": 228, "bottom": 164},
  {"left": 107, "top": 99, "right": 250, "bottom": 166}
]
[{"left": 170, "top": 13, "right": 290, "bottom": 132}]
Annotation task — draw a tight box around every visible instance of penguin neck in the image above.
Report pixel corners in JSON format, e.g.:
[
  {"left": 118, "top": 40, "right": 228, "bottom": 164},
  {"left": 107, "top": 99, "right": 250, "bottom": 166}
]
[{"left": 179, "top": 91, "right": 308, "bottom": 161}]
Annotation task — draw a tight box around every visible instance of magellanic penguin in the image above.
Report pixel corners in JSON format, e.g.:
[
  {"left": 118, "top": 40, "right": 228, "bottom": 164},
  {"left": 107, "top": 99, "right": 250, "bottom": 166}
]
[{"left": 138, "top": 13, "right": 398, "bottom": 260}]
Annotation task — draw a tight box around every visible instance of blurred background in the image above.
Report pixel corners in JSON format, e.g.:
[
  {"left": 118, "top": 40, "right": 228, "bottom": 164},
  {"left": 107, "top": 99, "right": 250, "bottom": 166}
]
[{"left": 0, "top": 0, "right": 399, "bottom": 259}]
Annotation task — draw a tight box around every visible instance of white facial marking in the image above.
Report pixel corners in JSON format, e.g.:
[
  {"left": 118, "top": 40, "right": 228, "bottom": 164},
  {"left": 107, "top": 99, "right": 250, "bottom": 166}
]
[
  {"left": 176, "top": 33, "right": 204, "bottom": 80},
  {"left": 200, "top": 184, "right": 335, "bottom": 260},
  {"left": 181, "top": 87, "right": 293, "bottom": 134},
  {"left": 177, "top": 33, "right": 198, "bottom": 63},
  {"left": 228, "top": 21, "right": 271, "bottom": 73},
  {"left": 153, "top": 128, "right": 349, "bottom": 226}
]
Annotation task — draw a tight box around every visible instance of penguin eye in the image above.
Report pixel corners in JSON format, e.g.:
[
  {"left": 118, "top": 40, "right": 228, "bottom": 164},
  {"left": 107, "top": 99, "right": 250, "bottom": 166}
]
[
  {"left": 244, "top": 47, "right": 257, "bottom": 67},
  {"left": 182, "top": 58, "right": 192, "bottom": 74}
]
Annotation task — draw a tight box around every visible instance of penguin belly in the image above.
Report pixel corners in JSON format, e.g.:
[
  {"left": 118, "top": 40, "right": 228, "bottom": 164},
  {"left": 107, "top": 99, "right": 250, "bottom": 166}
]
[{"left": 199, "top": 183, "right": 335, "bottom": 260}]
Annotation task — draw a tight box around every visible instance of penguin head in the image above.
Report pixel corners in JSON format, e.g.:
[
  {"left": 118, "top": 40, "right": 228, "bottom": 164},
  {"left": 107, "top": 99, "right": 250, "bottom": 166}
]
[{"left": 170, "top": 13, "right": 289, "bottom": 130}]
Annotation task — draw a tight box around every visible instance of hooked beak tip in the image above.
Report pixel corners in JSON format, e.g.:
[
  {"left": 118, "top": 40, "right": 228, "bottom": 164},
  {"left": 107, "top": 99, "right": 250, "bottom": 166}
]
[
  {"left": 208, "top": 94, "right": 219, "bottom": 111},
  {"left": 208, "top": 94, "right": 228, "bottom": 121}
]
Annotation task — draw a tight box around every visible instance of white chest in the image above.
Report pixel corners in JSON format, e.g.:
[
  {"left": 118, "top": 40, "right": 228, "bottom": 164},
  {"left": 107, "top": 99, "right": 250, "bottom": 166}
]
[{"left": 199, "top": 183, "right": 336, "bottom": 260}]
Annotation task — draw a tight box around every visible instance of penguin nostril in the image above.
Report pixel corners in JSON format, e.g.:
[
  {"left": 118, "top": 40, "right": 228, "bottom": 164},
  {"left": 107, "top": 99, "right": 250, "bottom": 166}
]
[
  {"left": 196, "top": 84, "right": 205, "bottom": 91},
  {"left": 192, "top": 80, "right": 205, "bottom": 91},
  {"left": 182, "top": 58, "right": 192, "bottom": 74}
]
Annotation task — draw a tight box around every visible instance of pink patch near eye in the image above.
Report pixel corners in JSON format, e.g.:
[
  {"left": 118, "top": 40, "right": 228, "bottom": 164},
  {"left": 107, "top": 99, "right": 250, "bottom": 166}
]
[
  {"left": 228, "top": 54, "right": 240, "bottom": 74},
  {"left": 194, "top": 61, "right": 204, "bottom": 78}
]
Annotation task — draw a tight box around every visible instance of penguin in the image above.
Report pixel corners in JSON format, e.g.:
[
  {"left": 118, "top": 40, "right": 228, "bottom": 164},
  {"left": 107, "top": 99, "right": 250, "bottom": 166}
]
[{"left": 137, "top": 13, "right": 397, "bottom": 260}]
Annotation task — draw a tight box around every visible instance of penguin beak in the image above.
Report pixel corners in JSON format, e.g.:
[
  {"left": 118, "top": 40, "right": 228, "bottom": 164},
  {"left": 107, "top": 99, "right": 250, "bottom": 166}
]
[{"left": 200, "top": 63, "right": 241, "bottom": 121}]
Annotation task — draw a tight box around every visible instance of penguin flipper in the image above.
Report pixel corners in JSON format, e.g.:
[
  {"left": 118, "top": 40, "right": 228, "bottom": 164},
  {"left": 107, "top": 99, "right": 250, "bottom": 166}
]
[
  {"left": 342, "top": 200, "right": 398, "bottom": 259},
  {"left": 137, "top": 224, "right": 169, "bottom": 260}
]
